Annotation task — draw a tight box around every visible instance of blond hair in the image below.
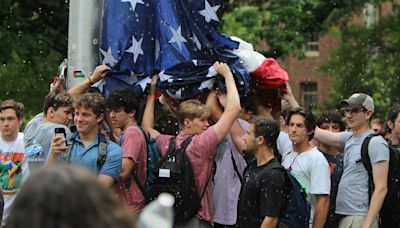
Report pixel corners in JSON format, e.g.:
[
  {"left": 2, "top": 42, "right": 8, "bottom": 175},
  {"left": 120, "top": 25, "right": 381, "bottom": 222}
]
[{"left": 177, "top": 99, "right": 210, "bottom": 127}]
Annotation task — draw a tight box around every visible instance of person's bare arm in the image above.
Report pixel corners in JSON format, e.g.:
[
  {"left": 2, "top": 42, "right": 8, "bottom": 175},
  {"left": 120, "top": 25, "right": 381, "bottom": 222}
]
[
  {"left": 260, "top": 216, "right": 279, "bottom": 228},
  {"left": 141, "top": 75, "right": 161, "bottom": 138},
  {"left": 313, "top": 127, "right": 341, "bottom": 148},
  {"left": 68, "top": 65, "right": 110, "bottom": 95},
  {"left": 212, "top": 62, "right": 241, "bottom": 143},
  {"left": 119, "top": 158, "right": 135, "bottom": 182},
  {"left": 312, "top": 194, "right": 330, "bottom": 228},
  {"left": 363, "top": 161, "right": 388, "bottom": 228},
  {"left": 280, "top": 82, "right": 300, "bottom": 109},
  {"left": 206, "top": 91, "right": 245, "bottom": 153}
]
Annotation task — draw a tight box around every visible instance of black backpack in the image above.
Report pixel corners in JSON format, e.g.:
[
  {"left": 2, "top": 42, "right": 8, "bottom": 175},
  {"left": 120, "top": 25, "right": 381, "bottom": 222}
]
[
  {"left": 265, "top": 163, "right": 311, "bottom": 228},
  {"left": 361, "top": 133, "right": 400, "bottom": 227},
  {"left": 145, "top": 136, "right": 205, "bottom": 223}
]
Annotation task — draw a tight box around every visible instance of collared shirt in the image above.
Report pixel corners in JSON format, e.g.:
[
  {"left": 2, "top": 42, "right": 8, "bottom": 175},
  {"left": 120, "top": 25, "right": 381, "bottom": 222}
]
[{"left": 68, "top": 132, "right": 122, "bottom": 181}]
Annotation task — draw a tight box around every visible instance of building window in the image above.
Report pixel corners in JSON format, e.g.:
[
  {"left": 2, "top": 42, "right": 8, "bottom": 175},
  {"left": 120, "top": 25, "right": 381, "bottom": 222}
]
[
  {"left": 364, "top": 3, "right": 379, "bottom": 27},
  {"left": 300, "top": 82, "right": 318, "bottom": 109},
  {"left": 305, "top": 33, "right": 319, "bottom": 57}
]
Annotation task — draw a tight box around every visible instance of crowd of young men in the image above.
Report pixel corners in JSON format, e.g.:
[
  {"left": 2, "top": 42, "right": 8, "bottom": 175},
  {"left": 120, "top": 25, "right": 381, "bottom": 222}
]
[{"left": 1, "top": 62, "right": 400, "bottom": 228}]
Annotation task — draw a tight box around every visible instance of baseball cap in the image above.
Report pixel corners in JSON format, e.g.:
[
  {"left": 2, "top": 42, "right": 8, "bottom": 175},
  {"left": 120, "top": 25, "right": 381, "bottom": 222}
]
[{"left": 340, "top": 93, "right": 374, "bottom": 112}]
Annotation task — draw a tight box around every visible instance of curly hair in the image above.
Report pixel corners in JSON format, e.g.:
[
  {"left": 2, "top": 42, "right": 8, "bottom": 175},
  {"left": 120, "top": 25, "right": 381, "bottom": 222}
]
[
  {"left": 73, "top": 92, "right": 106, "bottom": 117},
  {"left": 316, "top": 111, "right": 346, "bottom": 131},
  {"left": 106, "top": 88, "right": 140, "bottom": 114}
]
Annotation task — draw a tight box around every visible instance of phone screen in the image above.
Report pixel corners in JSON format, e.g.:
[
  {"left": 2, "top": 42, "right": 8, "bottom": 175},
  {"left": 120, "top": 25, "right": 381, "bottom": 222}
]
[{"left": 54, "top": 128, "right": 67, "bottom": 146}]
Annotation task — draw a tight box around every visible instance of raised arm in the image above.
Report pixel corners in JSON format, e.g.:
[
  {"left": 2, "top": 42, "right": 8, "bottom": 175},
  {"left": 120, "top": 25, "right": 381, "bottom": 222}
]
[
  {"left": 68, "top": 65, "right": 110, "bottom": 95},
  {"left": 206, "top": 91, "right": 245, "bottom": 153},
  {"left": 142, "top": 75, "right": 161, "bottom": 138},
  {"left": 314, "top": 127, "right": 341, "bottom": 148},
  {"left": 212, "top": 62, "right": 241, "bottom": 143},
  {"left": 280, "top": 82, "right": 300, "bottom": 109}
]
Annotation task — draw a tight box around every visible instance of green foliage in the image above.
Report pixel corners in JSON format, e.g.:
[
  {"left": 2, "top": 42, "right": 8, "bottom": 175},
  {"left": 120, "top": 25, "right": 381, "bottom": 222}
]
[
  {"left": 319, "top": 14, "right": 400, "bottom": 118},
  {"left": 223, "top": 0, "right": 398, "bottom": 117},
  {"left": 223, "top": 0, "right": 372, "bottom": 58},
  {"left": 221, "top": 6, "right": 264, "bottom": 46},
  {"left": 0, "top": 0, "right": 68, "bottom": 116}
]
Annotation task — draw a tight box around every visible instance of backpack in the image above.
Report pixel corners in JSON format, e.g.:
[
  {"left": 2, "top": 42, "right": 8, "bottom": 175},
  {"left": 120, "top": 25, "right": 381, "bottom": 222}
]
[
  {"left": 361, "top": 133, "right": 400, "bottom": 227},
  {"left": 265, "top": 163, "right": 311, "bottom": 228},
  {"left": 131, "top": 127, "right": 162, "bottom": 193},
  {"left": 145, "top": 136, "right": 205, "bottom": 223},
  {"left": 65, "top": 132, "right": 108, "bottom": 169}
]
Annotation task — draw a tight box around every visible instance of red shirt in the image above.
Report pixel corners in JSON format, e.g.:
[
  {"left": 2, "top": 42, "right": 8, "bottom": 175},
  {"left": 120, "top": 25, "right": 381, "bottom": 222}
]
[
  {"left": 114, "top": 126, "right": 147, "bottom": 214},
  {"left": 156, "top": 126, "right": 219, "bottom": 222}
]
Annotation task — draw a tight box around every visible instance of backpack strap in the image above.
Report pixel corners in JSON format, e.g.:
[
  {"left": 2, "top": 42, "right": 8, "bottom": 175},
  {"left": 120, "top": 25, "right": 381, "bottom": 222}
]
[
  {"left": 131, "top": 127, "right": 153, "bottom": 197},
  {"left": 138, "top": 126, "right": 151, "bottom": 144},
  {"left": 361, "top": 133, "right": 379, "bottom": 201},
  {"left": 97, "top": 140, "right": 108, "bottom": 168},
  {"left": 168, "top": 136, "right": 213, "bottom": 200},
  {"left": 230, "top": 150, "right": 243, "bottom": 183},
  {"left": 64, "top": 132, "right": 109, "bottom": 170}
]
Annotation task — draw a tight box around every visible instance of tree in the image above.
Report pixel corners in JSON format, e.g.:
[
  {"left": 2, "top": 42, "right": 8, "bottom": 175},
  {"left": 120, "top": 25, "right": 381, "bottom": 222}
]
[
  {"left": 0, "top": 0, "right": 68, "bottom": 116},
  {"left": 222, "top": 0, "right": 399, "bottom": 117},
  {"left": 319, "top": 12, "right": 400, "bottom": 118},
  {"left": 222, "top": 0, "right": 373, "bottom": 59}
]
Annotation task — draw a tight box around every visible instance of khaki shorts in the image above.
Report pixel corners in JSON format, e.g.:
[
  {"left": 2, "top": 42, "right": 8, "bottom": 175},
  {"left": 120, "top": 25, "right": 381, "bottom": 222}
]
[{"left": 338, "top": 215, "right": 379, "bottom": 228}]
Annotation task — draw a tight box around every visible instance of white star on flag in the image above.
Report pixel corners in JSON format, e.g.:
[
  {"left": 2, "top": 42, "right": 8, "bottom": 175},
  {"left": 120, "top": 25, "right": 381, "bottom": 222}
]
[
  {"left": 121, "top": 0, "right": 144, "bottom": 12},
  {"left": 138, "top": 76, "right": 152, "bottom": 92},
  {"left": 198, "top": 0, "right": 220, "bottom": 23},
  {"left": 93, "top": 79, "right": 106, "bottom": 93},
  {"left": 124, "top": 72, "right": 139, "bottom": 85},
  {"left": 191, "top": 33, "right": 201, "bottom": 50},
  {"left": 167, "top": 88, "right": 183, "bottom": 99},
  {"left": 198, "top": 78, "right": 216, "bottom": 90},
  {"left": 168, "top": 26, "right": 187, "bottom": 50},
  {"left": 159, "top": 71, "right": 174, "bottom": 82},
  {"left": 206, "top": 66, "right": 218, "bottom": 77},
  {"left": 126, "top": 35, "right": 144, "bottom": 63},
  {"left": 99, "top": 47, "right": 117, "bottom": 67}
]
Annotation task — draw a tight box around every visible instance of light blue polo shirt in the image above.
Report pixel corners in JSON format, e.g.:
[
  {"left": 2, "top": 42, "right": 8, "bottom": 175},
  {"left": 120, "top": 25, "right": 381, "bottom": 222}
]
[{"left": 68, "top": 132, "right": 122, "bottom": 181}]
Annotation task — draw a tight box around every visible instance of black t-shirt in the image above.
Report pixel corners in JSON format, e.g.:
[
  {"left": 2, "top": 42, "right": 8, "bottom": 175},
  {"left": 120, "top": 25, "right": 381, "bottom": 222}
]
[{"left": 237, "top": 158, "right": 287, "bottom": 228}]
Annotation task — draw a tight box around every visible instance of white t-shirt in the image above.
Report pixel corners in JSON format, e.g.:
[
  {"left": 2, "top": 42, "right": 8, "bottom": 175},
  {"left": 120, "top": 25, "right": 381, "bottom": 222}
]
[
  {"left": 281, "top": 146, "right": 330, "bottom": 224},
  {"left": 0, "top": 132, "right": 30, "bottom": 226},
  {"left": 277, "top": 131, "right": 292, "bottom": 157}
]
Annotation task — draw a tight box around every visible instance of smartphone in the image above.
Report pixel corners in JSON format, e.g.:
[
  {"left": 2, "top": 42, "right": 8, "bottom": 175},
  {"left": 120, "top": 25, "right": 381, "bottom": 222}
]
[{"left": 54, "top": 127, "right": 68, "bottom": 146}]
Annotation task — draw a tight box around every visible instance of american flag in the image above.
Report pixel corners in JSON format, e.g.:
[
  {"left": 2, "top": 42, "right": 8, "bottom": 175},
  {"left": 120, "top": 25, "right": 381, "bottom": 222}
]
[{"left": 97, "top": 0, "right": 249, "bottom": 98}]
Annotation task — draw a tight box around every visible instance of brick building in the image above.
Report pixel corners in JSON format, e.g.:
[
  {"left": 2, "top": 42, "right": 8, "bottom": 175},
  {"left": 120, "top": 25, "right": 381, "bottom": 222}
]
[{"left": 279, "top": 1, "right": 399, "bottom": 110}]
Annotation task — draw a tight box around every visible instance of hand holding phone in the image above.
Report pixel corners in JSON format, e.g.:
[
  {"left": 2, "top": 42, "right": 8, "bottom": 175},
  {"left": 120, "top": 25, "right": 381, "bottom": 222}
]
[{"left": 54, "top": 128, "right": 68, "bottom": 147}]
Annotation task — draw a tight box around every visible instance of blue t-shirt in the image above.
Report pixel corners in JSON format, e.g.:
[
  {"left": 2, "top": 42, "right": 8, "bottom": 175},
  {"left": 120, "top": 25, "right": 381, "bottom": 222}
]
[{"left": 68, "top": 132, "right": 122, "bottom": 181}]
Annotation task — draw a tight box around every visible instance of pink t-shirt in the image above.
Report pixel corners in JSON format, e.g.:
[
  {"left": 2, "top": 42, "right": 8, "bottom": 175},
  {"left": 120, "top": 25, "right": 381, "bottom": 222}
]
[
  {"left": 156, "top": 126, "right": 219, "bottom": 223},
  {"left": 114, "top": 125, "right": 147, "bottom": 214}
]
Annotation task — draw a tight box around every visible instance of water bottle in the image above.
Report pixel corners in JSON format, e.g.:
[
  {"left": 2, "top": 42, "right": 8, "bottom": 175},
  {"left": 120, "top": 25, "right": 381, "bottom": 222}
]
[{"left": 138, "top": 193, "right": 175, "bottom": 228}]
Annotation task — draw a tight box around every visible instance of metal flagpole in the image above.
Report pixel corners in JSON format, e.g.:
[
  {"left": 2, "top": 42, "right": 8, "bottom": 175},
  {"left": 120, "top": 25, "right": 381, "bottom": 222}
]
[{"left": 66, "top": 0, "right": 103, "bottom": 89}]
